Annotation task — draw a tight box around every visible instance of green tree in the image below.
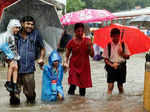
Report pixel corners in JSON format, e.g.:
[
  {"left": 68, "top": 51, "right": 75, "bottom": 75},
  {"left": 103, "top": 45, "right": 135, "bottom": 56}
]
[
  {"left": 66, "top": 0, "right": 85, "bottom": 12},
  {"left": 82, "top": 0, "right": 95, "bottom": 9},
  {"left": 82, "top": 0, "right": 150, "bottom": 12},
  {"left": 135, "top": 0, "right": 150, "bottom": 8},
  {"left": 66, "top": 0, "right": 150, "bottom": 13},
  {"left": 90, "top": 0, "right": 137, "bottom": 12}
]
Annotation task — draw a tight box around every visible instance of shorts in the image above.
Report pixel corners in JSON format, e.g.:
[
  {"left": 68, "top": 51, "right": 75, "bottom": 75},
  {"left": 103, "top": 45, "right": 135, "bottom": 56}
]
[{"left": 105, "top": 62, "right": 127, "bottom": 84}]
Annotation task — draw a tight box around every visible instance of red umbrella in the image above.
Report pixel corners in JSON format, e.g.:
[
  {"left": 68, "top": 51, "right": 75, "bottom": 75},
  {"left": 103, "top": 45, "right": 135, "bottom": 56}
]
[
  {"left": 0, "top": 0, "right": 18, "bottom": 18},
  {"left": 94, "top": 24, "right": 150, "bottom": 55}
]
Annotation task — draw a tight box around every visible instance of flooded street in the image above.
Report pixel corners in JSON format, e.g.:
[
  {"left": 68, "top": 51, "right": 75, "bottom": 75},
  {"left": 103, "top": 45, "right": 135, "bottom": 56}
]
[{"left": 0, "top": 53, "right": 146, "bottom": 112}]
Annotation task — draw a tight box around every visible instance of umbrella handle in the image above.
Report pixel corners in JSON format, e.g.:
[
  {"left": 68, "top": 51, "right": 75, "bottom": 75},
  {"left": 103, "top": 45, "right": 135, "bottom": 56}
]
[{"left": 121, "top": 29, "right": 125, "bottom": 40}]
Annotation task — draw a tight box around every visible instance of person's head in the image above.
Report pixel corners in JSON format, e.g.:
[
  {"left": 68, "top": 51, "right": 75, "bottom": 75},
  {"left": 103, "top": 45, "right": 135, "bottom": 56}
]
[
  {"left": 74, "top": 23, "right": 84, "bottom": 39},
  {"left": 48, "top": 50, "right": 62, "bottom": 67},
  {"left": 53, "top": 60, "right": 59, "bottom": 68},
  {"left": 7, "top": 19, "right": 21, "bottom": 35},
  {"left": 21, "top": 16, "right": 35, "bottom": 33},
  {"left": 110, "top": 28, "right": 120, "bottom": 44}
]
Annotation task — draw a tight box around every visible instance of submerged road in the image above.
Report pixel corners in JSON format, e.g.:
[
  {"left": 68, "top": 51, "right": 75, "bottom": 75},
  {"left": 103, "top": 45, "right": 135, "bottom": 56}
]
[{"left": 0, "top": 53, "right": 146, "bottom": 112}]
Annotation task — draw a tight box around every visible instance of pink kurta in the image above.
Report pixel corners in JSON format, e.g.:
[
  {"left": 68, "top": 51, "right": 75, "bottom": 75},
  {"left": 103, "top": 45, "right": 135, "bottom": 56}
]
[{"left": 66, "top": 37, "right": 92, "bottom": 88}]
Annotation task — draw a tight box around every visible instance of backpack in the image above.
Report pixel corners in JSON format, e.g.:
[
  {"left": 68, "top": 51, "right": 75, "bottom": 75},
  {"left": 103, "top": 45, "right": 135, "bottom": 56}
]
[{"left": 107, "top": 42, "right": 125, "bottom": 58}]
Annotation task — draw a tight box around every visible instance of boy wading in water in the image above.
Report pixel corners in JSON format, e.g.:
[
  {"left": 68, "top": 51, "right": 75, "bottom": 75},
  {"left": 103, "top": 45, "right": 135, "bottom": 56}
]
[{"left": 102, "top": 28, "right": 130, "bottom": 97}]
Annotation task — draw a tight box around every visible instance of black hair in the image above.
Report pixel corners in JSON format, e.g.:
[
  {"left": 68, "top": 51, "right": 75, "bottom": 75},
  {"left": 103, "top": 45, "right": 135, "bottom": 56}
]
[
  {"left": 110, "top": 28, "right": 120, "bottom": 37},
  {"left": 74, "top": 23, "right": 84, "bottom": 31},
  {"left": 21, "top": 16, "right": 35, "bottom": 24}
]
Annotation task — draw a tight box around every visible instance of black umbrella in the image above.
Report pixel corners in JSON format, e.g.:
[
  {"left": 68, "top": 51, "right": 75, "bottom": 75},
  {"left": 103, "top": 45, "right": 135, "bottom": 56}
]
[{"left": 0, "top": 0, "right": 63, "bottom": 53}]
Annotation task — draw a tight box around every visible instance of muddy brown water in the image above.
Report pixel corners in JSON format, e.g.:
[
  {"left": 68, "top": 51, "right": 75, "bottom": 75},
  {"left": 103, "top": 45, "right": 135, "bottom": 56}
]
[{"left": 0, "top": 54, "right": 147, "bottom": 112}]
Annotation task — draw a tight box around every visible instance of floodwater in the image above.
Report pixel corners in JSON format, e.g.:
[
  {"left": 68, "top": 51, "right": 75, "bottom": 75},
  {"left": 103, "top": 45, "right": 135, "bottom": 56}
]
[{"left": 0, "top": 53, "right": 147, "bottom": 112}]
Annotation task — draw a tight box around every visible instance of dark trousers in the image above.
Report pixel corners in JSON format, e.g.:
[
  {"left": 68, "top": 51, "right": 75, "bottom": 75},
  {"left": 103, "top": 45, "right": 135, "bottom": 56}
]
[
  {"left": 68, "top": 84, "right": 86, "bottom": 96},
  {"left": 18, "top": 73, "right": 36, "bottom": 103}
]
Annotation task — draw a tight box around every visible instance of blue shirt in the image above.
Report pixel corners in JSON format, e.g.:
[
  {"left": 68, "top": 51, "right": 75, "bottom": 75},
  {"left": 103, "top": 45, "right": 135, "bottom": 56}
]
[{"left": 17, "top": 29, "right": 44, "bottom": 74}]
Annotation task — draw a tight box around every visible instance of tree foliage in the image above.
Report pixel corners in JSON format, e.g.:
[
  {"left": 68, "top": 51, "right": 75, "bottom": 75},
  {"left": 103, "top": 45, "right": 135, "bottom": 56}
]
[
  {"left": 66, "top": 0, "right": 150, "bottom": 13},
  {"left": 66, "top": 0, "right": 85, "bottom": 12}
]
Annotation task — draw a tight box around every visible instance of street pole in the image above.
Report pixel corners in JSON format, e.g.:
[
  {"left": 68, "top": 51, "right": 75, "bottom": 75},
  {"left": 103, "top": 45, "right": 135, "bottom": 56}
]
[{"left": 144, "top": 52, "right": 150, "bottom": 112}]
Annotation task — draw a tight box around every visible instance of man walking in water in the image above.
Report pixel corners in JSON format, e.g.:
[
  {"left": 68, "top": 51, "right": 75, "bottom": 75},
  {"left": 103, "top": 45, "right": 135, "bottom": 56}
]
[{"left": 11, "top": 16, "right": 45, "bottom": 104}]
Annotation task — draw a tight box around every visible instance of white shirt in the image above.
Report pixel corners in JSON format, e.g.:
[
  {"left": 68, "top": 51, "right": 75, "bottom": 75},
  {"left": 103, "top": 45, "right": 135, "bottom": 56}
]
[{"left": 102, "top": 42, "right": 130, "bottom": 62}]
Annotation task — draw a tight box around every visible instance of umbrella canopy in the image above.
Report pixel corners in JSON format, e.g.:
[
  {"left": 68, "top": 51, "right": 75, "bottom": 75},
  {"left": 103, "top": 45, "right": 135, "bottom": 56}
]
[
  {"left": 0, "top": 0, "right": 18, "bottom": 18},
  {"left": 129, "top": 15, "right": 150, "bottom": 27},
  {"left": 0, "top": 0, "right": 63, "bottom": 55},
  {"left": 94, "top": 24, "right": 150, "bottom": 55},
  {"left": 60, "top": 9, "right": 115, "bottom": 25}
]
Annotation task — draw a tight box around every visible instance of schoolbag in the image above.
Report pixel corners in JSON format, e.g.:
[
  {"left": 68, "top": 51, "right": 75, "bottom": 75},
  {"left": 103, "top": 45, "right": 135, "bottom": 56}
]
[{"left": 107, "top": 42, "right": 125, "bottom": 58}]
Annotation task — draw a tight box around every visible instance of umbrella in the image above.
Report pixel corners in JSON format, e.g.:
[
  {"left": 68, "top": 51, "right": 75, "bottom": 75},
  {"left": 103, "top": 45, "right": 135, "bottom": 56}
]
[
  {"left": 0, "top": 0, "right": 17, "bottom": 18},
  {"left": 0, "top": 0, "right": 63, "bottom": 55},
  {"left": 93, "top": 24, "right": 150, "bottom": 55},
  {"left": 60, "top": 9, "right": 115, "bottom": 25},
  {"left": 129, "top": 15, "right": 150, "bottom": 28}
]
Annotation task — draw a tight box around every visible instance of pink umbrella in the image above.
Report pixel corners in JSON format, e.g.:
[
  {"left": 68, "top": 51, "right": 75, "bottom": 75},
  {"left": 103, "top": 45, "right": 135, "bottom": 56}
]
[{"left": 60, "top": 9, "right": 115, "bottom": 25}]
